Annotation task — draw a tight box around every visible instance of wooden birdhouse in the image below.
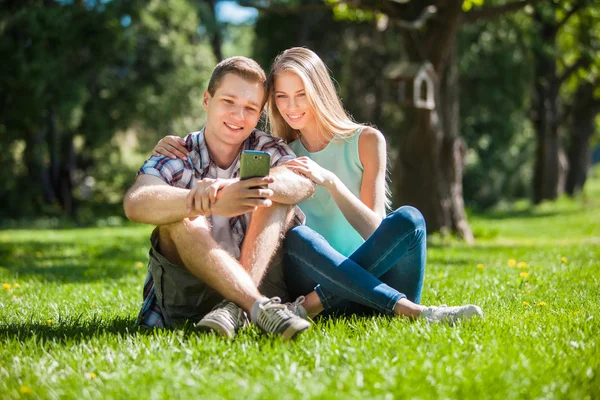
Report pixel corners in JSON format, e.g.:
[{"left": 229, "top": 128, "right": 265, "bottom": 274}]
[{"left": 384, "top": 61, "right": 436, "bottom": 110}]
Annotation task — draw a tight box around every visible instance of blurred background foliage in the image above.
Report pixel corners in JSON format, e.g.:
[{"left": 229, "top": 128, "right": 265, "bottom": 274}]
[{"left": 1, "top": 0, "right": 598, "bottom": 231}]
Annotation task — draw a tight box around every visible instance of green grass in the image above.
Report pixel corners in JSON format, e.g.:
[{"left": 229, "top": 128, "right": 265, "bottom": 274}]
[{"left": 1, "top": 172, "right": 600, "bottom": 399}]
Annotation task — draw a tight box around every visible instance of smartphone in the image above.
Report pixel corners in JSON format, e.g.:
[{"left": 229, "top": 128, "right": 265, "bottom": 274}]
[{"left": 240, "top": 150, "right": 271, "bottom": 187}]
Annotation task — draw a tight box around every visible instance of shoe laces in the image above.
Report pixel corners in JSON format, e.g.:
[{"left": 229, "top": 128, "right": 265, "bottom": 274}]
[
  {"left": 257, "top": 297, "right": 294, "bottom": 333},
  {"left": 211, "top": 301, "right": 244, "bottom": 327},
  {"left": 286, "top": 296, "right": 306, "bottom": 315}
]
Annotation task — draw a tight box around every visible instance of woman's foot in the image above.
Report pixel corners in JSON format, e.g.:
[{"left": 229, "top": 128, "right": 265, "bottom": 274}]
[
  {"left": 419, "top": 304, "right": 483, "bottom": 325},
  {"left": 394, "top": 297, "right": 425, "bottom": 318}
]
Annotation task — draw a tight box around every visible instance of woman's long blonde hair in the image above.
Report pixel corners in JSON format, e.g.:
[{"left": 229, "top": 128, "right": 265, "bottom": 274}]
[{"left": 266, "top": 47, "right": 365, "bottom": 143}]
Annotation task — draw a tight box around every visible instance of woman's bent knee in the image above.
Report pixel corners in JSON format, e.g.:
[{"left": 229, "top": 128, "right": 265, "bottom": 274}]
[
  {"left": 387, "top": 206, "right": 426, "bottom": 234},
  {"left": 284, "top": 225, "right": 314, "bottom": 247}
]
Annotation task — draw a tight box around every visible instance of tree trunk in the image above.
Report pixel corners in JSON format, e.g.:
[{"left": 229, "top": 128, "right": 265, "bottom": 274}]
[
  {"left": 57, "top": 133, "right": 76, "bottom": 215},
  {"left": 394, "top": 0, "right": 473, "bottom": 242},
  {"left": 394, "top": 107, "right": 445, "bottom": 232},
  {"left": 24, "top": 128, "right": 55, "bottom": 206},
  {"left": 532, "top": 80, "right": 567, "bottom": 204},
  {"left": 203, "top": 0, "right": 223, "bottom": 61},
  {"left": 438, "top": 43, "right": 473, "bottom": 242},
  {"left": 530, "top": 10, "right": 569, "bottom": 204},
  {"left": 48, "top": 105, "right": 60, "bottom": 197},
  {"left": 566, "top": 82, "right": 599, "bottom": 196}
]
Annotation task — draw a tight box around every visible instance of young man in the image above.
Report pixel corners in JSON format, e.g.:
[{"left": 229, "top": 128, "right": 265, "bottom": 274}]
[{"left": 124, "top": 57, "right": 315, "bottom": 340}]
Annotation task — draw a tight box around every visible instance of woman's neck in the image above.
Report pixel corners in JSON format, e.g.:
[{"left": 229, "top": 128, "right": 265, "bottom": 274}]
[{"left": 299, "top": 124, "right": 331, "bottom": 153}]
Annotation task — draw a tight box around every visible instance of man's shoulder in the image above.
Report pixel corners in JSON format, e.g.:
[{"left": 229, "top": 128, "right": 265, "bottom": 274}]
[
  {"left": 248, "top": 129, "right": 288, "bottom": 149},
  {"left": 246, "top": 129, "right": 296, "bottom": 164},
  {"left": 249, "top": 128, "right": 282, "bottom": 142},
  {"left": 183, "top": 130, "right": 204, "bottom": 150}
]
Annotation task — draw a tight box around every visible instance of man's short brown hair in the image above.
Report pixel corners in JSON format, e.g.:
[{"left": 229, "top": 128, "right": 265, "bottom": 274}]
[{"left": 207, "top": 57, "right": 267, "bottom": 104}]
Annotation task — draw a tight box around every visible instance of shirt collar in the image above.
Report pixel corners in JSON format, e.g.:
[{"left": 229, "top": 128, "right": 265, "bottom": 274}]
[{"left": 191, "top": 127, "right": 257, "bottom": 177}]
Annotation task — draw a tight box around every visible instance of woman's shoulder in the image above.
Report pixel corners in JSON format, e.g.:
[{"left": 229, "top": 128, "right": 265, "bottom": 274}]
[
  {"left": 357, "top": 126, "right": 386, "bottom": 168},
  {"left": 358, "top": 126, "right": 386, "bottom": 149}
]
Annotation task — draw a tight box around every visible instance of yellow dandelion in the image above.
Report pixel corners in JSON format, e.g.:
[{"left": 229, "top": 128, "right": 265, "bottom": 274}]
[
  {"left": 91, "top": 302, "right": 97, "bottom": 307},
  {"left": 20, "top": 386, "right": 32, "bottom": 394},
  {"left": 2, "top": 283, "right": 11, "bottom": 290},
  {"left": 135, "top": 262, "right": 144, "bottom": 268},
  {"left": 561, "top": 257, "right": 568, "bottom": 263},
  {"left": 47, "top": 319, "right": 52, "bottom": 324},
  {"left": 519, "top": 272, "right": 529, "bottom": 278},
  {"left": 522, "top": 301, "right": 530, "bottom": 306},
  {"left": 85, "top": 372, "right": 97, "bottom": 379},
  {"left": 517, "top": 262, "right": 528, "bottom": 268},
  {"left": 477, "top": 263, "right": 484, "bottom": 269},
  {"left": 573, "top": 311, "right": 582, "bottom": 316},
  {"left": 508, "top": 259, "right": 517, "bottom": 267},
  {"left": 537, "top": 302, "right": 546, "bottom": 307},
  {"left": 13, "top": 283, "right": 20, "bottom": 288}
]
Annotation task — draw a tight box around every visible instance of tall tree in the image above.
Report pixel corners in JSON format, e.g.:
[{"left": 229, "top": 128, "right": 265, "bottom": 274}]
[
  {"left": 558, "top": 4, "right": 600, "bottom": 196},
  {"left": 243, "top": 0, "right": 537, "bottom": 242},
  {"left": 0, "top": 0, "right": 210, "bottom": 217}
]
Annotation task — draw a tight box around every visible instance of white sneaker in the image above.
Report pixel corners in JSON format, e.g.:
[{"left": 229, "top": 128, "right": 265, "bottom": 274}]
[
  {"left": 195, "top": 300, "right": 247, "bottom": 338},
  {"left": 285, "top": 296, "right": 309, "bottom": 320},
  {"left": 420, "top": 304, "right": 483, "bottom": 326},
  {"left": 255, "top": 297, "right": 310, "bottom": 340}
]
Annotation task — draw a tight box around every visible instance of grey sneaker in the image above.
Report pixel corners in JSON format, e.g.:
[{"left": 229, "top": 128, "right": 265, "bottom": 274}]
[
  {"left": 195, "top": 300, "right": 247, "bottom": 338},
  {"left": 285, "top": 296, "right": 309, "bottom": 320},
  {"left": 255, "top": 297, "right": 310, "bottom": 340},
  {"left": 420, "top": 304, "right": 483, "bottom": 326}
]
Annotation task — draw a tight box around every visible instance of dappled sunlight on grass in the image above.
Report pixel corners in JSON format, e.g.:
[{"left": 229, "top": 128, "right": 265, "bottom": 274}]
[{"left": 1, "top": 188, "right": 599, "bottom": 398}]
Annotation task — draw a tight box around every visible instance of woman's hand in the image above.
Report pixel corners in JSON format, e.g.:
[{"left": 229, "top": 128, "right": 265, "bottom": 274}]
[
  {"left": 186, "top": 178, "right": 234, "bottom": 215},
  {"left": 152, "top": 135, "right": 190, "bottom": 160},
  {"left": 285, "top": 157, "right": 336, "bottom": 188}
]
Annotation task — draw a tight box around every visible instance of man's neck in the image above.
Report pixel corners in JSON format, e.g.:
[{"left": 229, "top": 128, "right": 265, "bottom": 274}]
[{"left": 204, "top": 129, "right": 243, "bottom": 169}]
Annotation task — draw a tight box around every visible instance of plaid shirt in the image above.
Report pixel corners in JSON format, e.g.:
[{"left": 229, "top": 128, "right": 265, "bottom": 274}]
[{"left": 135, "top": 128, "right": 296, "bottom": 328}]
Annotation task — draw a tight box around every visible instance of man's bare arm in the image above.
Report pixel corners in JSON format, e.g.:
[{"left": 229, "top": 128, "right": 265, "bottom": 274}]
[
  {"left": 268, "top": 165, "right": 316, "bottom": 205},
  {"left": 124, "top": 174, "right": 276, "bottom": 225},
  {"left": 123, "top": 175, "right": 192, "bottom": 225}
]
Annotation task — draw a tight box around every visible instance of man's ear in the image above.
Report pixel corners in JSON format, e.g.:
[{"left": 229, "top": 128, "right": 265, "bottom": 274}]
[{"left": 202, "top": 91, "right": 211, "bottom": 110}]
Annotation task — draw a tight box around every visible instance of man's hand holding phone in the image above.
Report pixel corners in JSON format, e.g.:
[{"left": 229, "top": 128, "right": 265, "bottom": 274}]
[
  {"left": 210, "top": 176, "right": 274, "bottom": 217},
  {"left": 186, "top": 176, "right": 275, "bottom": 218}
]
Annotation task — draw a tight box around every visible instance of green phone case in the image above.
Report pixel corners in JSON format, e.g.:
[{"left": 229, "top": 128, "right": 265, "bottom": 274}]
[{"left": 240, "top": 150, "right": 271, "bottom": 180}]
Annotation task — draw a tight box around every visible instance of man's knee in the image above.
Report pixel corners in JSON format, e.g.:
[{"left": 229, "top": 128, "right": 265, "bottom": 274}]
[
  {"left": 253, "top": 203, "right": 295, "bottom": 233},
  {"left": 159, "top": 216, "right": 212, "bottom": 247}
]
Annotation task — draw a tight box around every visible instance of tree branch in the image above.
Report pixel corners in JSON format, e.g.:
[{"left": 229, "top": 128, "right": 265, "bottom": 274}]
[
  {"left": 556, "top": 1, "right": 586, "bottom": 30},
  {"left": 390, "top": 5, "right": 437, "bottom": 30},
  {"left": 559, "top": 57, "right": 589, "bottom": 84},
  {"left": 460, "top": 0, "right": 542, "bottom": 25},
  {"left": 237, "top": 1, "right": 331, "bottom": 14}
]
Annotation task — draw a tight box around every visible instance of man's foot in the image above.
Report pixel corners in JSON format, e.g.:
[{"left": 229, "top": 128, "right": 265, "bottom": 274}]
[
  {"left": 420, "top": 304, "right": 483, "bottom": 326},
  {"left": 195, "top": 300, "right": 247, "bottom": 338},
  {"left": 255, "top": 297, "right": 310, "bottom": 340},
  {"left": 285, "top": 296, "right": 309, "bottom": 320}
]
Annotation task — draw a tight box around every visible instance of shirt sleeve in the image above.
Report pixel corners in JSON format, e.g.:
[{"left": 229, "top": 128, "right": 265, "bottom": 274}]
[
  {"left": 137, "top": 156, "right": 193, "bottom": 189},
  {"left": 252, "top": 132, "right": 297, "bottom": 167}
]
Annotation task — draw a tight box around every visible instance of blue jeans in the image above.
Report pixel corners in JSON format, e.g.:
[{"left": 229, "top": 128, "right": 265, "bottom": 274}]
[{"left": 283, "top": 206, "right": 426, "bottom": 316}]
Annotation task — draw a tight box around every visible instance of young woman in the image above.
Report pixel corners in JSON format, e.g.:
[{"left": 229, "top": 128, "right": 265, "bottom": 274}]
[{"left": 152, "top": 47, "right": 482, "bottom": 324}]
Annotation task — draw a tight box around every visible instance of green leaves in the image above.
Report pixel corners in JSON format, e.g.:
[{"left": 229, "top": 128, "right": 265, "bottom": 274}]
[{"left": 463, "top": 0, "right": 485, "bottom": 12}]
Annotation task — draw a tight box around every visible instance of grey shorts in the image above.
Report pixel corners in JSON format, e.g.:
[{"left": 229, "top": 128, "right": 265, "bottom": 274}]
[{"left": 148, "top": 229, "right": 290, "bottom": 327}]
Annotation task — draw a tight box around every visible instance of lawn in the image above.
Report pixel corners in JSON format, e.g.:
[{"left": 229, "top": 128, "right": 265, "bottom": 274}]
[{"left": 1, "top": 172, "right": 599, "bottom": 399}]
